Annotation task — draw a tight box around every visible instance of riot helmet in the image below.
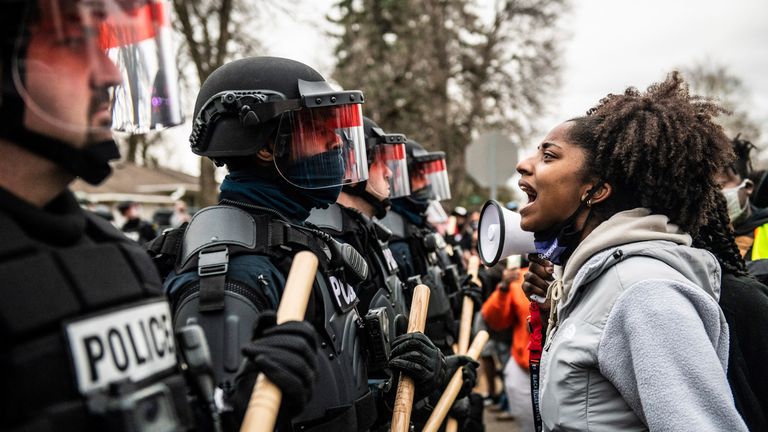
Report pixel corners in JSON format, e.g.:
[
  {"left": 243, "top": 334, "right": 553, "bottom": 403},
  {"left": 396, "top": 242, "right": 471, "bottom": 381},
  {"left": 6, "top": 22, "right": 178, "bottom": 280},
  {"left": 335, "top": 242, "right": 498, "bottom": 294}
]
[
  {"left": 344, "top": 117, "right": 409, "bottom": 196},
  {"left": 367, "top": 120, "right": 410, "bottom": 199},
  {"left": 0, "top": 0, "right": 183, "bottom": 184},
  {"left": 190, "top": 56, "right": 368, "bottom": 191},
  {"left": 404, "top": 139, "right": 452, "bottom": 201}
]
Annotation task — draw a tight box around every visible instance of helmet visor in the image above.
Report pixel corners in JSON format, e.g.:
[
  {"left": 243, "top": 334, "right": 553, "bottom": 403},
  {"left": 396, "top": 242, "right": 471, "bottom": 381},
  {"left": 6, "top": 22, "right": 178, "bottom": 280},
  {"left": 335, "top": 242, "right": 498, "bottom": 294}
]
[
  {"left": 104, "top": 1, "right": 184, "bottom": 132},
  {"left": 12, "top": 0, "right": 182, "bottom": 145},
  {"left": 421, "top": 156, "right": 451, "bottom": 201},
  {"left": 273, "top": 103, "right": 368, "bottom": 189},
  {"left": 374, "top": 143, "right": 410, "bottom": 198}
]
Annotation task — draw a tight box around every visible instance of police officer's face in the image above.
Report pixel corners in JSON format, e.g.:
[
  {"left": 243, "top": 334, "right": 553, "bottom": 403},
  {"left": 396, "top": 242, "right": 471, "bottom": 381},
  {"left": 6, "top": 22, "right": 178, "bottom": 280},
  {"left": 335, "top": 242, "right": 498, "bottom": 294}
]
[
  {"left": 366, "top": 158, "right": 392, "bottom": 200},
  {"left": 22, "top": 3, "right": 122, "bottom": 148},
  {"left": 411, "top": 169, "right": 428, "bottom": 191},
  {"left": 292, "top": 108, "right": 343, "bottom": 159}
]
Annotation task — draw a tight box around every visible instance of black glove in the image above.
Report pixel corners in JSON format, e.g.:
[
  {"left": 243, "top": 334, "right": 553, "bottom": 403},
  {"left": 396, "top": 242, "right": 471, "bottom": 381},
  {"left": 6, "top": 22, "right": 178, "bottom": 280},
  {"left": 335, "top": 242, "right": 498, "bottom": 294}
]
[
  {"left": 240, "top": 311, "right": 319, "bottom": 418},
  {"left": 449, "top": 396, "right": 471, "bottom": 420},
  {"left": 445, "top": 354, "right": 479, "bottom": 399},
  {"left": 388, "top": 332, "right": 447, "bottom": 400},
  {"left": 453, "top": 393, "right": 485, "bottom": 432},
  {"left": 459, "top": 275, "right": 483, "bottom": 310}
]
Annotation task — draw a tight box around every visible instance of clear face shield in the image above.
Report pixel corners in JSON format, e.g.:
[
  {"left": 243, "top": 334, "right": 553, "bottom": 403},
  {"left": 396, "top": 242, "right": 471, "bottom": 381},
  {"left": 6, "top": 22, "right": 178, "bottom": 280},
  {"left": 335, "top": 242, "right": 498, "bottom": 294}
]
[
  {"left": 421, "top": 153, "right": 451, "bottom": 201},
  {"left": 372, "top": 142, "right": 410, "bottom": 199},
  {"left": 273, "top": 102, "right": 368, "bottom": 190},
  {"left": 12, "top": 0, "right": 182, "bottom": 147}
]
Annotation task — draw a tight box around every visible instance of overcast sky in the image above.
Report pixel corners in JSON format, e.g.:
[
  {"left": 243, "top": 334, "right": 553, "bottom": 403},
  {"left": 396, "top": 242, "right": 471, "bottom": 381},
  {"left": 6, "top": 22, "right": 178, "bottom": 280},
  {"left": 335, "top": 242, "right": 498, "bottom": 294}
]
[
  {"left": 549, "top": 0, "right": 768, "bottom": 143},
  {"left": 163, "top": 0, "right": 768, "bottom": 175}
]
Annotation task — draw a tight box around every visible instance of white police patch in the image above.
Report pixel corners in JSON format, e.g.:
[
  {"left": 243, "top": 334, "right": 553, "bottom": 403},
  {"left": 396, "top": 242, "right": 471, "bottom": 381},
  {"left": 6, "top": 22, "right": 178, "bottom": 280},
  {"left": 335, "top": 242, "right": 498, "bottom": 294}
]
[
  {"left": 65, "top": 299, "right": 176, "bottom": 394},
  {"left": 328, "top": 275, "right": 359, "bottom": 313},
  {"left": 382, "top": 247, "right": 399, "bottom": 273}
]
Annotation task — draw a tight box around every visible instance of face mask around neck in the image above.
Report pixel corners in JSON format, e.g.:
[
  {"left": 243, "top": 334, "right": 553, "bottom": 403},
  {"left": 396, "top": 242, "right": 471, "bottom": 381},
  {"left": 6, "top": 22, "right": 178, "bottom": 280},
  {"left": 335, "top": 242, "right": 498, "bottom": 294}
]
[{"left": 533, "top": 183, "right": 603, "bottom": 265}]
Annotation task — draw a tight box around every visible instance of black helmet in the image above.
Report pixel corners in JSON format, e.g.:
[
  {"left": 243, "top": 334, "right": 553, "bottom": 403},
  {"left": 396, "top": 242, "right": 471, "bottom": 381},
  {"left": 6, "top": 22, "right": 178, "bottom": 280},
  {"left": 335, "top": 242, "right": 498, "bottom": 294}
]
[
  {"left": 404, "top": 139, "right": 451, "bottom": 201},
  {"left": 0, "top": 0, "right": 182, "bottom": 185},
  {"left": 191, "top": 56, "right": 368, "bottom": 190}
]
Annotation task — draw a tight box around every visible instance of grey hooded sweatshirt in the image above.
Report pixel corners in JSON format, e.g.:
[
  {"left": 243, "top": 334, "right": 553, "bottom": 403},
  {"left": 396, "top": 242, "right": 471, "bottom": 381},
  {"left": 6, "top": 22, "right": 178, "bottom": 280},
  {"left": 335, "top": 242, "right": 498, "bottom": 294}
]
[{"left": 539, "top": 208, "right": 748, "bottom": 432}]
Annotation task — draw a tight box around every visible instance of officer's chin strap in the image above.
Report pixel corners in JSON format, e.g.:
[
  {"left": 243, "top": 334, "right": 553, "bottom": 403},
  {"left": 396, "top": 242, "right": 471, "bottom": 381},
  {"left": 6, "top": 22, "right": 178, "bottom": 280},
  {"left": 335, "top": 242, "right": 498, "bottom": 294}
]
[
  {"left": 1, "top": 127, "right": 120, "bottom": 185},
  {"left": 342, "top": 181, "right": 390, "bottom": 219}
]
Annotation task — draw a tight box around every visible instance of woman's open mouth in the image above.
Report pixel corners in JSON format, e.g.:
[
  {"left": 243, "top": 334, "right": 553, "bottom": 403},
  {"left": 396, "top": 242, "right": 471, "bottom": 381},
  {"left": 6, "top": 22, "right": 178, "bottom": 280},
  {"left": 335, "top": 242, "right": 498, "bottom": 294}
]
[{"left": 519, "top": 180, "right": 538, "bottom": 207}]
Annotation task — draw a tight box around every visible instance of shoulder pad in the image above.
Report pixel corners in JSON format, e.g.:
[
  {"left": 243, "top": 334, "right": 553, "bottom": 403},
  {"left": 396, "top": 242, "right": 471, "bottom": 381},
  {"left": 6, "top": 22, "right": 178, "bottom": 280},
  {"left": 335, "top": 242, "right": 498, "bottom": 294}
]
[
  {"left": 306, "top": 203, "right": 344, "bottom": 234},
  {"left": 377, "top": 211, "right": 406, "bottom": 239},
  {"left": 180, "top": 205, "right": 257, "bottom": 269},
  {"left": 371, "top": 219, "right": 392, "bottom": 242},
  {"left": 84, "top": 210, "right": 131, "bottom": 243},
  {"left": 0, "top": 212, "right": 35, "bottom": 257}
]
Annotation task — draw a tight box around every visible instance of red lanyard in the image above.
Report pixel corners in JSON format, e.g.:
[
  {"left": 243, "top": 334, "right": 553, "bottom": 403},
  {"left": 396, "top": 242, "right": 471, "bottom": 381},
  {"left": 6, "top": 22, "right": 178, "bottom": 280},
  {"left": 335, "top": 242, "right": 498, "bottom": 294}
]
[{"left": 528, "top": 301, "right": 543, "bottom": 431}]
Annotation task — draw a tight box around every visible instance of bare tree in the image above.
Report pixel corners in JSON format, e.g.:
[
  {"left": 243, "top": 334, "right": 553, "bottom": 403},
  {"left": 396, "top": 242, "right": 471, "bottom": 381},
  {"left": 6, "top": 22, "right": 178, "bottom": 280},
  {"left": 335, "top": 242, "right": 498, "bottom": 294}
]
[
  {"left": 331, "top": 0, "right": 565, "bottom": 205},
  {"left": 681, "top": 61, "right": 762, "bottom": 144},
  {"left": 172, "top": 0, "right": 289, "bottom": 206},
  {"left": 119, "top": 132, "right": 164, "bottom": 165}
]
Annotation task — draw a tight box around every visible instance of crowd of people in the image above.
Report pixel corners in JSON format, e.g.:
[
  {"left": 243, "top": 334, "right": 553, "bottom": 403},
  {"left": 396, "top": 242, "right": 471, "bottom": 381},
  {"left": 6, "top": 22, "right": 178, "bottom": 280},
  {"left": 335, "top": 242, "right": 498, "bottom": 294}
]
[{"left": 1, "top": 1, "right": 765, "bottom": 432}]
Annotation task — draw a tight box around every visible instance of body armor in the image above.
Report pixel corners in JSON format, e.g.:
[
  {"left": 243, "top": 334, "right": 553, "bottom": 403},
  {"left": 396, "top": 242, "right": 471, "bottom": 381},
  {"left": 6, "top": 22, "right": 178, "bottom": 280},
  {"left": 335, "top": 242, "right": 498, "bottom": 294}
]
[
  {"left": 378, "top": 210, "right": 457, "bottom": 353},
  {"left": 160, "top": 205, "right": 374, "bottom": 432},
  {"left": 0, "top": 210, "right": 194, "bottom": 432},
  {"left": 307, "top": 204, "right": 410, "bottom": 373}
]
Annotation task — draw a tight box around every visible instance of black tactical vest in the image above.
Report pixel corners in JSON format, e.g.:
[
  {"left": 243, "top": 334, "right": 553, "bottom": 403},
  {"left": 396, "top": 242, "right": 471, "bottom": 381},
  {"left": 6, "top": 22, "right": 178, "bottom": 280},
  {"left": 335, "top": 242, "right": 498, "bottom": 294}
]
[
  {"left": 0, "top": 211, "right": 194, "bottom": 432},
  {"left": 378, "top": 210, "right": 456, "bottom": 353},
  {"left": 307, "top": 204, "right": 411, "bottom": 374},
  {"left": 162, "top": 205, "right": 375, "bottom": 432}
]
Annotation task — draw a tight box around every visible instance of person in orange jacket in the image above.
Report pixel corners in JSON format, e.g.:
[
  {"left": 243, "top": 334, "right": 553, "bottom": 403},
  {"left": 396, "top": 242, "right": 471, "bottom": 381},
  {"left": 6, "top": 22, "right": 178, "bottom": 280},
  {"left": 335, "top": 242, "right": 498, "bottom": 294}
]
[{"left": 481, "top": 256, "right": 535, "bottom": 431}]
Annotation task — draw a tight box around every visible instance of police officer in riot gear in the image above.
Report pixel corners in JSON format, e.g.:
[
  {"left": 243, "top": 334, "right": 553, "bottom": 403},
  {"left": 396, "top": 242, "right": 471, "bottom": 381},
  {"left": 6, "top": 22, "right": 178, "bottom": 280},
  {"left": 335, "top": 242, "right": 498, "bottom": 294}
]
[
  {"left": 307, "top": 121, "right": 479, "bottom": 430},
  {"left": 379, "top": 139, "right": 484, "bottom": 430},
  {"left": 380, "top": 140, "right": 460, "bottom": 352},
  {"left": 0, "top": 1, "right": 196, "bottom": 431},
  {"left": 307, "top": 117, "right": 414, "bottom": 362},
  {"left": 153, "top": 57, "right": 448, "bottom": 431}
]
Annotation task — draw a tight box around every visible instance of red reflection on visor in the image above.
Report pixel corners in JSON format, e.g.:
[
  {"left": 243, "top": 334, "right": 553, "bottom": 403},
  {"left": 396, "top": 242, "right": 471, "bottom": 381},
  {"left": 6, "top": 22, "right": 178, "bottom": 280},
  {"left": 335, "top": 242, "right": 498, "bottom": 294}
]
[
  {"left": 422, "top": 158, "right": 447, "bottom": 174},
  {"left": 98, "top": 2, "right": 168, "bottom": 49},
  {"left": 332, "top": 104, "right": 363, "bottom": 128},
  {"left": 378, "top": 143, "right": 406, "bottom": 161}
]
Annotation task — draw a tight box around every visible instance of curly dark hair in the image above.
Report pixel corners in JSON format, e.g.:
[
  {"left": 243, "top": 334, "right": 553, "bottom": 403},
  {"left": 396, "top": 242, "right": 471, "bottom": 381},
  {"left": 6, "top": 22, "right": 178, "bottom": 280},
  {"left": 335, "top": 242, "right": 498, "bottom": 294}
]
[
  {"left": 729, "top": 133, "right": 758, "bottom": 180},
  {"left": 692, "top": 192, "right": 748, "bottom": 276},
  {"left": 567, "top": 71, "right": 734, "bottom": 237}
]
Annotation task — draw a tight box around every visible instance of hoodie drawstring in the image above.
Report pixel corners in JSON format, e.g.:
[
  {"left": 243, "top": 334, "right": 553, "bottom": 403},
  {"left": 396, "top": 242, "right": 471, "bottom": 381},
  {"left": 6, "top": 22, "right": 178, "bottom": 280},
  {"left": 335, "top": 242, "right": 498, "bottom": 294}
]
[{"left": 546, "top": 278, "right": 564, "bottom": 338}]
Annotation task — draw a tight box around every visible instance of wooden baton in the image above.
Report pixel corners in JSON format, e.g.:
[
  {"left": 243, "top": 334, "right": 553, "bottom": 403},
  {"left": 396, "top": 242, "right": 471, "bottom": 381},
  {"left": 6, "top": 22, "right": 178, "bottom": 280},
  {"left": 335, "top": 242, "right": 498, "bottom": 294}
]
[
  {"left": 240, "top": 251, "right": 319, "bottom": 432},
  {"left": 422, "top": 331, "right": 490, "bottom": 432},
  {"left": 390, "top": 284, "right": 431, "bottom": 432},
  {"left": 446, "top": 255, "right": 483, "bottom": 432},
  {"left": 458, "top": 255, "right": 482, "bottom": 354}
]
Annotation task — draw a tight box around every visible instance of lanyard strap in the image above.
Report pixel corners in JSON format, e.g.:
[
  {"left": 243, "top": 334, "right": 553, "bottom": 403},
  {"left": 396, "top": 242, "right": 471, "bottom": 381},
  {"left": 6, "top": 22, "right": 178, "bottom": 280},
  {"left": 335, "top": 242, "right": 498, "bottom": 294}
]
[{"left": 528, "top": 301, "right": 544, "bottom": 432}]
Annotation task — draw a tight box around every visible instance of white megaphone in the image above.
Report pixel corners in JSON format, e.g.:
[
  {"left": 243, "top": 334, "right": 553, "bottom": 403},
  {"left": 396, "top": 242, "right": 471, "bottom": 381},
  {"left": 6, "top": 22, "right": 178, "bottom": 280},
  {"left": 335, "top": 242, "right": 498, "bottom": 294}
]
[{"left": 477, "top": 200, "right": 537, "bottom": 266}]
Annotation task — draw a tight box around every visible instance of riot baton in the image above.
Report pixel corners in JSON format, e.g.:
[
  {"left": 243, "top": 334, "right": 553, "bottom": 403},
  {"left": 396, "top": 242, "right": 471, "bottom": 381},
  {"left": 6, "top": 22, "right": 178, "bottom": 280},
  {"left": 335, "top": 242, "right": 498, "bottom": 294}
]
[
  {"left": 240, "top": 251, "right": 319, "bottom": 432},
  {"left": 422, "top": 331, "right": 490, "bottom": 432},
  {"left": 391, "top": 284, "right": 431, "bottom": 432},
  {"left": 446, "top": 255, "right": 482, "bottom": 432}
]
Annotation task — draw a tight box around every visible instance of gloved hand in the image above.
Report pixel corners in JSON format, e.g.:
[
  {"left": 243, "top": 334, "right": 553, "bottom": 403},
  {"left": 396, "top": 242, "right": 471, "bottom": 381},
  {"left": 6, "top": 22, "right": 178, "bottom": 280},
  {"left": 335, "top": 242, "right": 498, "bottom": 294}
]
[
  {"left": 444, "top": 354, "right": 479, "bottom": 399},
  {"left": 459, "top": 275, "right": 483, "bottom": 310},
  {"left": 240, "top": 311, "right": 319, "bottom": 418},
  {"left": 450, "top": 393, "right": 485, "bottom": 432},
  {"left": 388, "top": 332, "right": 447, "bottom": 400},
  {"left": 449, "top": 396, "right": 471, "bottom": 420}
]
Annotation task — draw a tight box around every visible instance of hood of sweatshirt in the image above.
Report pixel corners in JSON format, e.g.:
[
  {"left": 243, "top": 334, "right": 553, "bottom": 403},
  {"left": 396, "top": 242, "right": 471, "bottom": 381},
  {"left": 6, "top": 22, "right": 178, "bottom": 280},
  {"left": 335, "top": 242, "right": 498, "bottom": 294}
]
[{"left": 554, "top": 208, "right": 721, "bottom": 317}]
